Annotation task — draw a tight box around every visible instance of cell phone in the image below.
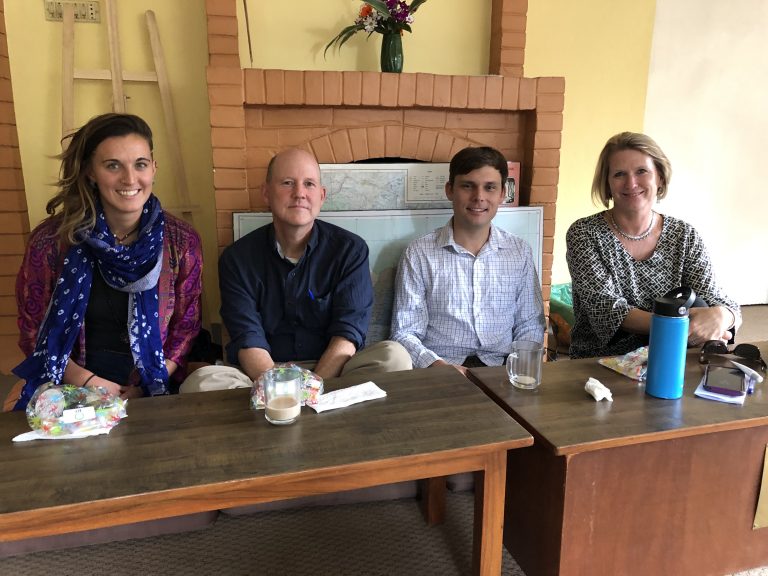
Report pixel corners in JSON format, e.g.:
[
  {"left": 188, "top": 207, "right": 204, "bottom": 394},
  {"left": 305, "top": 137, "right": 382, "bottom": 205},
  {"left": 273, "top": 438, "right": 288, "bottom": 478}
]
[{"left": 704, "top": 367, "right": 745, "bottom": 397}]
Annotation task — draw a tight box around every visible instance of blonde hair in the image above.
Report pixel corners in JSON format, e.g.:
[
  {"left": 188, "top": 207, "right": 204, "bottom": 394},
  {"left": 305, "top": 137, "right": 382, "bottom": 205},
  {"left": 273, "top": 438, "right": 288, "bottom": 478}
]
[
  {"left": 46, "top": 113, "right": 154, "bottom": 243},
  {"left": 591, "top": 132, "right": 672, "bottom": 208}
]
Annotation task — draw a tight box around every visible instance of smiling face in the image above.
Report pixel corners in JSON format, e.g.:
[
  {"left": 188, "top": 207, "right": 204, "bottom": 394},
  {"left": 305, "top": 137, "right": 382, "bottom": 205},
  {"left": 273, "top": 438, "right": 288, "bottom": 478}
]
[
  {"left": 445, "top": 165, "right": 505, "bottom": 233},
  {"left": 262, "top": 149, "right": 326, "bottom": 234},
  {"left": 87, "top": 134, "right": 156, "bottom": 227},
  {"left": 608, "top": 149, "right": 661, "bottom": 217}
]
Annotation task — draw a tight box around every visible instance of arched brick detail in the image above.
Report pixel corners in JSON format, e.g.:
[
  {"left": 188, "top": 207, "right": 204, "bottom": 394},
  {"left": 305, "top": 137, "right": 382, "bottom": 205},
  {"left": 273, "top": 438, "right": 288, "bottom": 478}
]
[{"left": 308, "top": 127, "right": 482, "bottom": 166}]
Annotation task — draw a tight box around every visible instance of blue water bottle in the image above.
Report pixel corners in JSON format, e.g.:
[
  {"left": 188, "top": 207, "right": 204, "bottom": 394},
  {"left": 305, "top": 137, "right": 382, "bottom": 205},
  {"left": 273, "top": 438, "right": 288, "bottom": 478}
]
[{"left": 645, "top": 287, "right": 696, "bottom": 399}]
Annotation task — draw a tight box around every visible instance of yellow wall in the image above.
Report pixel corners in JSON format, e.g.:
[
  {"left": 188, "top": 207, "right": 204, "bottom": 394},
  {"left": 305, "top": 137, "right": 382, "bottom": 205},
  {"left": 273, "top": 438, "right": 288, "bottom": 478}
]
[
  {"left": 4, "top": 0, "right": 218, "bottom": 324},
  {"left": 4, "top": 0, "right": 656, "bottom": 328},
  {"left": 525, "top": 1, "right": 656, "bottom": 283},
  {"left": 238, "top": 0, "right": 491, "bottom": 75}
]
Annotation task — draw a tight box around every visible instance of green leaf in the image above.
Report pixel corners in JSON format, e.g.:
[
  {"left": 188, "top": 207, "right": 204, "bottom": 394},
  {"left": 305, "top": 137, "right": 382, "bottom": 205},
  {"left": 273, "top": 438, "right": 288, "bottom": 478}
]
[
  {"left": 324, "top": 23, "right": 365, "bottom": 57},
  {"left": 365, "top": 0, "right": 391, "bottom": 17},
  {"left": 410, "top": 0, "right": 428, "bottom": 13}
]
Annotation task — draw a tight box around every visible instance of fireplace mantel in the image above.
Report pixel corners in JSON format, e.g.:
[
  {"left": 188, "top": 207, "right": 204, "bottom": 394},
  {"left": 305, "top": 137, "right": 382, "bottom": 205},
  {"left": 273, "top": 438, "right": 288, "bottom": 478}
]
[{"left": 243, "top": 69, "right": 552, "bottom": 112}]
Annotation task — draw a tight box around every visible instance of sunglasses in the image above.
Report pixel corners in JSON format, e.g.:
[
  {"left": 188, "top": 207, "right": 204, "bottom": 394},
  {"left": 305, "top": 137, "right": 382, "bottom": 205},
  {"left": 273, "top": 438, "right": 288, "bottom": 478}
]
[{"left": 699, "top": 341, "right": 767, "bottom": 373}]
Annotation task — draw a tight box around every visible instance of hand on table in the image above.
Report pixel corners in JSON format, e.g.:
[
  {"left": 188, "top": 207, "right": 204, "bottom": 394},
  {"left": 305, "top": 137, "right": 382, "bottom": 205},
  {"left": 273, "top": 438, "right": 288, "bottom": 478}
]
[
  {"left": 84, "top": 375, "right": 144, "bottom": 399},
  {"left": 429, "top": 359, "right": 469, "bottom": 377},
  {"left": 84, "top": 375, "right": 122, "bottom": 396},
  {"left": 119, "top": 385, "right": 145, "bottom": 400}
]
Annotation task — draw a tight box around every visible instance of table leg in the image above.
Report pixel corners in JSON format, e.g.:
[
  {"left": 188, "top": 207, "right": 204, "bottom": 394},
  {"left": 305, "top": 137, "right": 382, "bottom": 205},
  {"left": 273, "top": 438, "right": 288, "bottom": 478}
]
[
  {"left": 418, "top": 476, "right": 446, "bottom": 525},
  {"left": 473, "top": 450, "right": 506, "bottom": 576}
]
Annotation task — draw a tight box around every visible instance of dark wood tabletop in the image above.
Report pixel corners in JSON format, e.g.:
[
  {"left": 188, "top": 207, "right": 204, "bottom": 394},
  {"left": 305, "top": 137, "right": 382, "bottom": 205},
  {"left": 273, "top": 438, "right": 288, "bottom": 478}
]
[
  {"left": 0, "top": 366, "right": 531, "bottom": 542},
  {"left": 469, "top": 341, "right": 768, "bottom": 456}
]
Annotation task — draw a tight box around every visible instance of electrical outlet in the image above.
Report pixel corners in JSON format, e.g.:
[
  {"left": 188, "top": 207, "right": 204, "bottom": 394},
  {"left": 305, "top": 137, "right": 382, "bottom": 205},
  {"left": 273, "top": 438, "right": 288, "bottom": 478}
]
[{"left": 44, "top": 1, "right": 100, "bottom": 23}]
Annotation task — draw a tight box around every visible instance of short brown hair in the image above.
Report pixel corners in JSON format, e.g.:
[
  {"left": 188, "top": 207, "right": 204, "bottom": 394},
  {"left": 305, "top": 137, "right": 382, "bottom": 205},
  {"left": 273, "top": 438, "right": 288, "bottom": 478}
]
[
  {"left": 591, "top": 132, "right": 672, "bottom": 208},
  {"left": 448, "top": 146, "right": 507, "bottom": 185}
]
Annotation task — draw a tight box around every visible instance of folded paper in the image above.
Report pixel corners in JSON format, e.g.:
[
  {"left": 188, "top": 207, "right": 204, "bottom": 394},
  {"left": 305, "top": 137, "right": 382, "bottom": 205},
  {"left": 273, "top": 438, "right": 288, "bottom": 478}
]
[
  {"left": 13, "top": 427, "right": 114, "bottom": 442},
  {"left": 309, "top": 381, "right": 386, "bottom": 413},
  {"left": 585, "top": 377, "right": 613, "bottom": 402}
]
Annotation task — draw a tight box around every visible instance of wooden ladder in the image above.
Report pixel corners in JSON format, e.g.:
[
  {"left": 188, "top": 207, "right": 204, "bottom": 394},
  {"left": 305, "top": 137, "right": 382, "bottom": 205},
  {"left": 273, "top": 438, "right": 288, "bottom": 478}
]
[{"left": 61, "top": 0, "right": 197, "bottom": 223}]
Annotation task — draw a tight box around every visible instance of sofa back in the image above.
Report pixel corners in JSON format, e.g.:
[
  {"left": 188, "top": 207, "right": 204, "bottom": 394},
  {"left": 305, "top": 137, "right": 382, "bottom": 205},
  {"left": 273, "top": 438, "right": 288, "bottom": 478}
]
[{"left": 234, "top": 208, "right": 543, "bottom": 344}]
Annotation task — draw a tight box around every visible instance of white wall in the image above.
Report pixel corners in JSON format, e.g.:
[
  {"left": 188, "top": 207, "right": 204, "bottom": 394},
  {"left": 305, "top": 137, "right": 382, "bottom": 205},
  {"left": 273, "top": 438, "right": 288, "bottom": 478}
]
[{"left": 644, "top": 0, "right": 768, "bottom": 304}]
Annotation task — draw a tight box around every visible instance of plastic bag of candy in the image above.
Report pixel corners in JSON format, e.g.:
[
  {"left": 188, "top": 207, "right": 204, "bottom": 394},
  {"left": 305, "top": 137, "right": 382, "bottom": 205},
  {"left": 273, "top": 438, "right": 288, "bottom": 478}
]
[
  {"left": 598, "top": 346, "right": 648, "bottom": 381},
  {"left": 251, "top": 364, "right": 323, "bottom": 410},
  {"left": 26, "top": 382, "right": 127, "bottom": 437}
]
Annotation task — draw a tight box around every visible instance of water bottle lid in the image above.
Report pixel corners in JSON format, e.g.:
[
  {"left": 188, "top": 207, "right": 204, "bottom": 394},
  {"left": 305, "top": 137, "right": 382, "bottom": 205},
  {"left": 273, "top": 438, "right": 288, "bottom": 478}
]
[{"left": 653, "top": 287, "right": 697, "bottom": 317}]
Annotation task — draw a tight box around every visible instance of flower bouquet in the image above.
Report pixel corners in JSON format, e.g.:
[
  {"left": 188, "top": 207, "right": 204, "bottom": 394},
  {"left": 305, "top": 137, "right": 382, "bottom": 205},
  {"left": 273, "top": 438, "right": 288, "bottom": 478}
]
[{"left": 325, "top": 0, "right": 428, "bottom": 73}]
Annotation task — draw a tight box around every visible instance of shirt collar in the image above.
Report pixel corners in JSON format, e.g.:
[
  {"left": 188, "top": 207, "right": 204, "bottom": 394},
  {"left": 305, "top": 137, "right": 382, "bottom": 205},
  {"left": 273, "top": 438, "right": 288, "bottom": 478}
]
[
  {"left": 270, "top": 222, "right": 319, "bottom": 264},
  {"left": 438, "top": 219, "right": 501, "bottom": 254}
]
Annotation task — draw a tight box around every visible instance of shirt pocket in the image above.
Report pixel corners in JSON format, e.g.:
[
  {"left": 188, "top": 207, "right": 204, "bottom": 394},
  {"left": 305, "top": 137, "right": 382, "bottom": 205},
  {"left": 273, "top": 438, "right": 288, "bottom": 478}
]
[{"left": 303, "top": 293, "right": 332, "bottom": 329}]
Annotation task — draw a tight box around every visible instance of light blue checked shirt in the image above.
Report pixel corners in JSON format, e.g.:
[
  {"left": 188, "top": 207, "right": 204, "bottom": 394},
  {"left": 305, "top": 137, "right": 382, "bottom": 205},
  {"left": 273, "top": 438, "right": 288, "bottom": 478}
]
[{"left": 391, "top": 221, "right": 545, "bottom": 368}]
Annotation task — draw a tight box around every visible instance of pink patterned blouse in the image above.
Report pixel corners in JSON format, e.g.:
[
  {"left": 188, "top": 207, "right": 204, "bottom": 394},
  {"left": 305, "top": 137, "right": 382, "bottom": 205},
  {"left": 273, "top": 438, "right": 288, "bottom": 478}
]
[{"left": 16, "top": 211, "right": 203, "bottom": 383}]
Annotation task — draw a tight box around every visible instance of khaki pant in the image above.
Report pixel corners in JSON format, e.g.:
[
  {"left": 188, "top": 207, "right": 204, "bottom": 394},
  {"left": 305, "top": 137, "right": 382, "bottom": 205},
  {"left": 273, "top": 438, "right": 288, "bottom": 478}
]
[
  {"left": 2, "top": 379, "right": 24, "bottom": 412},
  {"left": 179, "top": 340, "right": 412, "bottom": 393}
]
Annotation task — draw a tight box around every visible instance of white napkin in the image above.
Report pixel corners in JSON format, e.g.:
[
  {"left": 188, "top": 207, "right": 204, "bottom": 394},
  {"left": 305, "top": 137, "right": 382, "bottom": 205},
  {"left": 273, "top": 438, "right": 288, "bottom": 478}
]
[
  {"left": 585, "top": 377, "right": 613, "bottom": 402},
  {"left": 309, "top": 381, "right": 387, "bottom": 413},
  {"left": 13, "top": 427, "right": 114, "bottom": 442}
]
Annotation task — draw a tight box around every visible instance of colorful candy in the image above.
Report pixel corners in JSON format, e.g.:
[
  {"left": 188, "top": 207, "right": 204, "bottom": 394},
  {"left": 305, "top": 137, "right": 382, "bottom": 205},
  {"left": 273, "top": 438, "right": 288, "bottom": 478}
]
[
  {"left": 26, "top": 382, "right": 127, "bottom": 436},
  {"left": 251, "top": 364, "right": 323, "bottom": 410}
]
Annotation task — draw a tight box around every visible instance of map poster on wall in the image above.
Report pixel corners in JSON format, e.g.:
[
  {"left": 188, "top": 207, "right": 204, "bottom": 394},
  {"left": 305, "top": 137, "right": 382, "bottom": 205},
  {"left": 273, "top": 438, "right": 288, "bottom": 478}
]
[
  {"left": 504, "top": 161, "right": 521, "bottom": 206},
  {"left": 405, "top": 163, "right": 450, "bottom": 203}
]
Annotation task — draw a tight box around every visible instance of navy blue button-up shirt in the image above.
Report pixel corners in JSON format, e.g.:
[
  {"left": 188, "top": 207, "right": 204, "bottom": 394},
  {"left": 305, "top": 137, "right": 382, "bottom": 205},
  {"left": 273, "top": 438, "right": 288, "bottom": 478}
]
[{"left": 219, "top": 220, "right": 373, "bottom": 364}]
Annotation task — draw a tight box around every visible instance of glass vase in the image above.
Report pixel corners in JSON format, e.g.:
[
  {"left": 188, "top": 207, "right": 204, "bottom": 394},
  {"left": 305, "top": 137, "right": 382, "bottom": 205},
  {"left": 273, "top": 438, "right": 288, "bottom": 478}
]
[{"left": 380, "top": 32, "right": 403, "bottom": 73}]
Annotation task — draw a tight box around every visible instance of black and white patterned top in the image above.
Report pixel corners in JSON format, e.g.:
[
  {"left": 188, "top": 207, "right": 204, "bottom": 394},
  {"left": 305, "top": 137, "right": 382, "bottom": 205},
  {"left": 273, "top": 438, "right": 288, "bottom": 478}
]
[{"left": 565, "top": 212, "right": 740, "bottom": 359}]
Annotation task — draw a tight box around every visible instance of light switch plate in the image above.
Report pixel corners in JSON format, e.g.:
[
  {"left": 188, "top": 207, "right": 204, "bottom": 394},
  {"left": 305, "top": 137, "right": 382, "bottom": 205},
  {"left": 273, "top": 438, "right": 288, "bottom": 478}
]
[{"left": 44, "top": 1, "right": 100, "bottom": 23}]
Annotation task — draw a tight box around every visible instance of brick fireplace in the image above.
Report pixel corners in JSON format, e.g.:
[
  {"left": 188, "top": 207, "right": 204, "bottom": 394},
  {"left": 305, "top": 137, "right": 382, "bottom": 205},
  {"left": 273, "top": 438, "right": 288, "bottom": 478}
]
[{"left": 204, "top": 0, "right": 563, "bottom": 313}]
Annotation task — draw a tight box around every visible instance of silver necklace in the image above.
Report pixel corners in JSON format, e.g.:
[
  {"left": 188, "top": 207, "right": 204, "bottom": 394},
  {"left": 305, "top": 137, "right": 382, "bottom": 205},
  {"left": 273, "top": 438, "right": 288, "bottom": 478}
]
[{"left": 608, "top": 210, "right": 656, "bottom": 241}]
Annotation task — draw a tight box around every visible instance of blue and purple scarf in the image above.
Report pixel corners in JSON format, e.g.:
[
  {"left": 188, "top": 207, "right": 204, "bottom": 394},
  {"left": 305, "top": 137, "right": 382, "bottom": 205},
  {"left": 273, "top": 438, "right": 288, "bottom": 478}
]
[{"left": 13, "top": 195, "right": 168, "bottom": 410}]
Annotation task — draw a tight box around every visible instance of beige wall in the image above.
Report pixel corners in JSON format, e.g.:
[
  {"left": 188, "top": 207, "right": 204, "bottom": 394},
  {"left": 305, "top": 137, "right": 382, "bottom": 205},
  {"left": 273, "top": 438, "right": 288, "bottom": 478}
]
[
  {"left": 644, "top": 0, "right": 767, "bottom": 304},
  {"left": 525, "top": 1, "right": 657, "bottom": 283},
  {"left": 4, "top": 0, "right": 218, "bottom": 323}
]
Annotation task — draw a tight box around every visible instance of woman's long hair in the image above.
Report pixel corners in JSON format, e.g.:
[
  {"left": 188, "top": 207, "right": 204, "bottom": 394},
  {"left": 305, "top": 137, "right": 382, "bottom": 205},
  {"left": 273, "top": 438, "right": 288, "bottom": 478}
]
[{"left": 46, "top": 113, "right": 154, "bottom": 243}]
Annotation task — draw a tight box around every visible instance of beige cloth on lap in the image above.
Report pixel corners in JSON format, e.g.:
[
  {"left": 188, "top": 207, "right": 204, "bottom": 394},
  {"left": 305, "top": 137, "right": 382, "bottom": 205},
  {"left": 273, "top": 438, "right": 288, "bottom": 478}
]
[{"left": 180, "top": 340, "right": 412, "bottom": 393}]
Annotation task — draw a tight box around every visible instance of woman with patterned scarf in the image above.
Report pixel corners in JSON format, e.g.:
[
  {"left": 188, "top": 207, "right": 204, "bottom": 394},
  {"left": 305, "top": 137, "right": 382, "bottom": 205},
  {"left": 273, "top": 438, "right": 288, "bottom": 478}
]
[{"left": 6, "top": 113, "right": 203, "bottom": 410}]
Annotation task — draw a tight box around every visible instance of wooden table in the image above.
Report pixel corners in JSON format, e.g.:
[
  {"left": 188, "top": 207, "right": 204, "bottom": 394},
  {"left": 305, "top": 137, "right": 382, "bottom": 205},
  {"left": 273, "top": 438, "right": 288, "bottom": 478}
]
[
  {"left": 0, "top": 366, "right": 531, "bottom": 576},
  {"left": 469, "top": 342, "right": 768, "bottom": 576}
]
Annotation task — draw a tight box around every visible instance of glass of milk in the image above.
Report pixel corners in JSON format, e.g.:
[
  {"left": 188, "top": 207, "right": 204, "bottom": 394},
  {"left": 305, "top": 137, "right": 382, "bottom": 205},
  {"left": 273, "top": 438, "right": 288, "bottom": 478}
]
[
  {"left": 506, "top": 340, "right": 543, "bottom": 390},
  {"left": 263, "top": 366, "right": 302, "bottom": 425}
]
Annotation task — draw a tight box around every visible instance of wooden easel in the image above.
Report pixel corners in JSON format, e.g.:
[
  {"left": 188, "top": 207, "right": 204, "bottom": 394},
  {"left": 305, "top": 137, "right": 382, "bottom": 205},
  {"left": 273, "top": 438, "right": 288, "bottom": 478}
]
[{"left": 61, "top": 0, "right": 197, "bottom": 223}]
